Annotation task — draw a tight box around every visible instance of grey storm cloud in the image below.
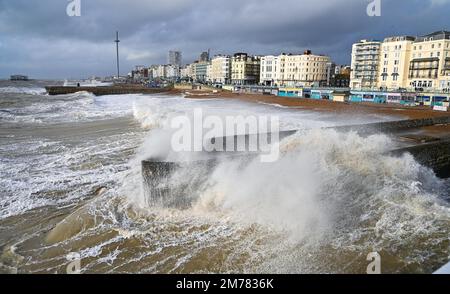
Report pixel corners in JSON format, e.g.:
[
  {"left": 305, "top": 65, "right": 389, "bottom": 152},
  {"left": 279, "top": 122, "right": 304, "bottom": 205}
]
[{"left": 0, "top": 0, "right": 449, "bottom": 79}]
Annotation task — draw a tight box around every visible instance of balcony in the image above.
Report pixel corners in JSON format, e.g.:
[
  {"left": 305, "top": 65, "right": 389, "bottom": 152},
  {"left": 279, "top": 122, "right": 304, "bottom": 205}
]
[{"left": 408, "top": 72, "right": 439, "bottom": 79}]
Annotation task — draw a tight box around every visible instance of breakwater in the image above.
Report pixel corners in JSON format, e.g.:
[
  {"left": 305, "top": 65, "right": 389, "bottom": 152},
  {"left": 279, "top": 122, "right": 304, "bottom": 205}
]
[{"left": 45, "top": 86, "right": 171, "bottom": 96}]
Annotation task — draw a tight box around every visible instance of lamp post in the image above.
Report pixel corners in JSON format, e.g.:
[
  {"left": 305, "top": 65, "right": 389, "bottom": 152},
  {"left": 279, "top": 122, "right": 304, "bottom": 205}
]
[{"left": 114, "top": 31, "right": 120, "bottom": 79}]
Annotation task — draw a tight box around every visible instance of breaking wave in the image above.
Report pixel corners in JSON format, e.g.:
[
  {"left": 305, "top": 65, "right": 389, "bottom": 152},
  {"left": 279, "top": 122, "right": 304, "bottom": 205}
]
[{"left": 0, "top": 86, "right": 47, "bottom": 95}]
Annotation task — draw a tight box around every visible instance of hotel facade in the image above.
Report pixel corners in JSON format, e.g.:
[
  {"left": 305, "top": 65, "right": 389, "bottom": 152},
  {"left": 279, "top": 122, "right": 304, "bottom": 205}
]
[
  {"left": 409, "top": 31, "right": 450, "bottom": 91},
  {"left": 260, "top": 55, "right": 281, "bottom": 86},
  {"left": 208, "top": 55, "right": 231, "bottom": 84},
  {"left": 231, "top": 53, "right": 261, "bottom": 85},
  {"left": 351, "top": 30, "right": 450, "bottom": 92},
  {"left": 260, "top": 51, "right": 331, "bottom": 87}
]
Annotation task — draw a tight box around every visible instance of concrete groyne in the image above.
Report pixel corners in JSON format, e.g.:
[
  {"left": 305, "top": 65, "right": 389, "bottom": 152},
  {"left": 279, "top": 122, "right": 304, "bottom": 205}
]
[{"left": 45, "top": 86, "right": 171, "bottom": 96}]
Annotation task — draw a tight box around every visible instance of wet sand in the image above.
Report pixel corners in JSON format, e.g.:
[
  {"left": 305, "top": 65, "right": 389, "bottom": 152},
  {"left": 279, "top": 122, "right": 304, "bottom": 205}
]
[{"left": 182, "top": 90, "right": 450, "bottom": 120}]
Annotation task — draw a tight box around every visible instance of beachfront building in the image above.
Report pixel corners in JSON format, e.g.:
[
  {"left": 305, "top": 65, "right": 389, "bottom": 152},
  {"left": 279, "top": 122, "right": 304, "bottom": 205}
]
[
  {"left": 325, "top": 62, "right": 337, "bottom": 87},
  {"left": 193, "top": 61, "right": 210, "bottom": 83},
  {"left": 131, "top": 65, "right": 149, "bottom": 81},
  {"left": 350, "top": 40, "right": 382, "bottom": 90},
  {"left": 327, "top": 64, "right": 351, "bottom": 87},
  {"left": 408, "top": 31, "right": 450, "bottom": 92},
  {"left": 351, "top": 30, "right": 450, "bottom": 92},
  {"left": 260, "top": 55, "right": 281, "bottom": 86},
  {"left": 166, "top": 64, "right": 180, "bottom": 79},
  {"left": 180, "top": 65, "right": 189, "bottom": 79},
  {"left": 231, "top": 53, "right": 261, "bottom": 85},
  {"left": 378, "top": 36, "right": 415, "bottom": 90},
  {"left": 206, "top": 63, "right": 212, "bottom": 83},
  {"left": 147, "top": 64, "right": 179, "bottom": 80},
  {"left": 168, "top": 51, "right": 182, "bottom": 67},
  {"left": 180, "top": 64, "right": 195, "bottom": 81},
  {"left": 154, "top": 65, "right": 167, "bottom": 79},
  {"left": 209, "top": 55, "right": 231, "bottom": 84},
  {"left": 278, "top": 51, "right": 330, "bottom": 87},
  {"left": 335, "top": 65, "right": 351, "bottom": 75}
]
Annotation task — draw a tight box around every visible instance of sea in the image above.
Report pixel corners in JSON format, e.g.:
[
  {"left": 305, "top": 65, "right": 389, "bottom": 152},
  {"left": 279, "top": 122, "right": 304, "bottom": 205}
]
[{"left": 0, "top": 80, "right": 449, "bottom": 274}]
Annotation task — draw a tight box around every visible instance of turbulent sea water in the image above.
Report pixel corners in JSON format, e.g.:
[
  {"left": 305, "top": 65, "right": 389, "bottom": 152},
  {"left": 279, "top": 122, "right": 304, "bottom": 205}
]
[{"left": 0, "top": 80, "right": 449, "bottom": 274}]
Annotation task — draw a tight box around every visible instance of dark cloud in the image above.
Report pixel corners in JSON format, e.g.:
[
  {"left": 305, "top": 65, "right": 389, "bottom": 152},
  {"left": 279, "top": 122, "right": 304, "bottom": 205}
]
[{"left": 0, "top": 0, "right": 449, "bottom": 79}]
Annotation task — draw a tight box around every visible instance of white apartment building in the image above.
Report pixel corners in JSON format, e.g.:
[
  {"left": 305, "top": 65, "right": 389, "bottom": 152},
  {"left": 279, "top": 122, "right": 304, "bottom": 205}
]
[
  {"left": 260, "top": 55, "right": 281, "bottom": 86},
  {"left": 153, "top": 65, "right": 167, "bottom": 79},
  {"left": 350, "top": 40, "right": 382, "bottom": 90},
  {"left": 180, "top": 63, "right": 195, "bottom": 81},
  {"left": 165, "top": 64, "right": 180, "bottom": 79},
  {"left": 209, "top": 55, "right": 231, "bottom": 84}
]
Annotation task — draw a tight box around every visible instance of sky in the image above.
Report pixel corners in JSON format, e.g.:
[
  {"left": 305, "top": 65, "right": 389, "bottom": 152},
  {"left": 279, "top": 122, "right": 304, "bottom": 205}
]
[{"left": 0, "top": 0, "right": 449, "bottom": 79}]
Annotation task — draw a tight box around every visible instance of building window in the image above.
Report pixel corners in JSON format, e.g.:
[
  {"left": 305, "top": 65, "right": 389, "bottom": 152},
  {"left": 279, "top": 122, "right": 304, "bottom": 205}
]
[{"left": 393, "top": 75, "right": 398, "bottom": 81}]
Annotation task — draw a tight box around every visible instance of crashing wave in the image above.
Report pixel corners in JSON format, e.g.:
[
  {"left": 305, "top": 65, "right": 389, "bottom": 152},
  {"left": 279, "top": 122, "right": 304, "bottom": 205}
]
[{"left": 0, "top": 87, "right": 47, "bottom": 95}]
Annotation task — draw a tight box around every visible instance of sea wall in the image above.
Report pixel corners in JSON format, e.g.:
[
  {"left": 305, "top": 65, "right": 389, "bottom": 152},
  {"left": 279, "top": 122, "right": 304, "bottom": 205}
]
[
  {"left": 391, "top": 140, "right": 450, "bottom": 178},
  {"left": 334, "top": 116, "right": 450, "bottom": 134}
]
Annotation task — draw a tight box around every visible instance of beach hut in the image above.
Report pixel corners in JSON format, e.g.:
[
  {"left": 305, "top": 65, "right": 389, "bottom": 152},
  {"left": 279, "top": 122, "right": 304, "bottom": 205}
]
[
  {"left": 332, "top": 92, "right": 349, "bottom": 103},
  {"left": 362, "top": 93, "right": 375, "bottom": 103},
  {"left": 400, "top": 93, "right": 416, "bottom": 106},
  {"left": 387, "top": 93, "right": 402, "bottom": 104},
  {"left": 373, "top": 93, "right": 387, "bottom": 104},
  {"left": 311, "top": 89, "right": 333, "bottom": 100},
  {"left": 432, "top": 95, "right": 449, "bottom": 107},
  {"left": 416, "top": 95, "right": 432, "bottom": 106},
  {"left": 278, "top": 88, "right": 303, "bottom": 98},
  {"left": 349, "top": 91, "right": 363, "bottom": 102}
]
